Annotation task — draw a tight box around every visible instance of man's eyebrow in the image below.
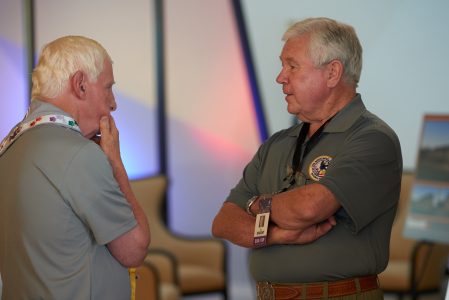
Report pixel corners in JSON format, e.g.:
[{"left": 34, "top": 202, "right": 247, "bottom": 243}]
[{"left": 280, "top": 56, "right": 297, "bottom": 64}]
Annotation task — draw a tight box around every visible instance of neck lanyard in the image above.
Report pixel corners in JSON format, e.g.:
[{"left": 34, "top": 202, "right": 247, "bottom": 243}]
[
  {"left": 286, "top": 118, "right": 332, "bottom": 188},
  {"left": 0, "top": 114, "right": 81, "bottom": 157}
]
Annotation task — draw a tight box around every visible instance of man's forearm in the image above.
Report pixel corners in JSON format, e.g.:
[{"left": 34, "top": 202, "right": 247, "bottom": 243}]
[
  {"left": 212, "top": 202, "right": 257, "bottom": 248},
  {"left": 98, "top": 115, "right": 150, "bottom": 249},
  {"left": 212, "top": 201, "right": 335, "bottom": 248},
  {"left": 249, "top": 184, "right": 340, "bottom": 231},
  {"left": 111, "top": 158, "right": 151, "bottom": 248}
]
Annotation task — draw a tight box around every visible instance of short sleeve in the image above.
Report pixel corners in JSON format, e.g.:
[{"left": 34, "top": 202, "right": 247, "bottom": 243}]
[
  {"left": 63, "top": 142, "right": 137, "bottom": 245},
  {"left": 226, "top": 128, "right": 297, "bottom": 208},
  {"left": 319, "top": 129, "right": 402, "bottom": 233},
  {"left": 226, "top": 148, "right": 263, "bottom": 208}
]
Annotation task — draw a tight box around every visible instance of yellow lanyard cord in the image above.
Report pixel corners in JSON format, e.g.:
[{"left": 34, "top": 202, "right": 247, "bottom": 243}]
[{"left": 129, "top": 268, "right": 136, "bottom": 300}]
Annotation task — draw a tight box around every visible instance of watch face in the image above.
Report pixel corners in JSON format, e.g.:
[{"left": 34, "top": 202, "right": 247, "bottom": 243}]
[{"left": 259, "top": 197, "right": 272, "bottom": 213}]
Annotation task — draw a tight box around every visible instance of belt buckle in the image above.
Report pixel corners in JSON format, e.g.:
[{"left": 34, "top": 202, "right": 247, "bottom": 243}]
[{"left": 258, "top": 282, "right": 275, "bottom": 300}]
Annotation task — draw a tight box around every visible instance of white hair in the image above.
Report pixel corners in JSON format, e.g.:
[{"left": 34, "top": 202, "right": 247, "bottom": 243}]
[{"left": 31, "top": 35, "right": 112, "bottom": 100}]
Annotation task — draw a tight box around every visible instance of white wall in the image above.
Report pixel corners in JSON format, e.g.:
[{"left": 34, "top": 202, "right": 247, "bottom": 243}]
[
  {"left": 34, "top": 0, "right": 159, "bottom": 178},
  {"left": 164, "top": 1, "right": 259, "bottom": 298},
  {"left": 0, "top": 0, "right": 28, "bottom": 138},
  {"left": 242, "top": 0, "right": 449, "bottom": 170}
]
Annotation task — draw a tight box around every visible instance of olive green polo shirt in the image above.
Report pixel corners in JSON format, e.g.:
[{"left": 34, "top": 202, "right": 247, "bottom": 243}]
[{"left": 227, "top": 94, "right": 403, "bottom": 282}]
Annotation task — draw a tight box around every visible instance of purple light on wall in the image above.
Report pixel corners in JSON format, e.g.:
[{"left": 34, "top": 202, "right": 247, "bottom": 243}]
[
  {"left": 0, "top": 38, "right": 28, "bottom": 139},
  {"left": 112, "top": 91, "right": 159, "bottom": 180}
]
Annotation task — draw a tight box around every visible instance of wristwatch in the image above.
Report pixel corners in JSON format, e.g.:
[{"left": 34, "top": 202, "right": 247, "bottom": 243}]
[
  {"left": 246, "top": 196, "right": 259, "bottom": 217},
  {"left": 259, "top": 196, "right": 272, "bottom": 213}
]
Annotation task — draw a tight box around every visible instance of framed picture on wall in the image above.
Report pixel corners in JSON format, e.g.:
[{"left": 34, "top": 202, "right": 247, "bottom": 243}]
[{"left": 403, "top": 115, "right": 449, "bottom": 245}]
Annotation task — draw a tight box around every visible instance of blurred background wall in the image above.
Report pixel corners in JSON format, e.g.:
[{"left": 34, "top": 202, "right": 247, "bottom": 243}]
[{"left": 1, "top": 0, "right": 449, "bottom": 299}]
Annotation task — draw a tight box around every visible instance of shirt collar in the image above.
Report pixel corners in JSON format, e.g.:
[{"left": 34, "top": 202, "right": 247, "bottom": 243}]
[
  {"left": 25, "top": 99, "right": 74, "bottom": 122},
  {"left": 288, "top": 94, "right": 366, "bottom": 137},
  {"left": 324, "top": 94, "right": 366, "bottom": 133}
]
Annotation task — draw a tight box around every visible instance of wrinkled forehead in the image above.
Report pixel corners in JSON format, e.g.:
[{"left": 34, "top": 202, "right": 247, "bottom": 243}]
[{"left": 279, "top": 36, "right": 311, "bottom": 61}]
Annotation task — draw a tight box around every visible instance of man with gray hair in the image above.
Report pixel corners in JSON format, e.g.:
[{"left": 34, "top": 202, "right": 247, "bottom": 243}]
[
  {"left": 212, "top": 17, "right": 402, "bottom": 299},
  {"left": 0, "top": 36, "right": 150, "bottom": 299}
]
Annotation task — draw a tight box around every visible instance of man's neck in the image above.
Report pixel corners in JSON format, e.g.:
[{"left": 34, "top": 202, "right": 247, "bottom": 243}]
[
  {"left": 40, "top": 95, "right": 79, "bottom": 122},
  {"left": 308, "top": 89, "right": 356, "bottom": 136}
]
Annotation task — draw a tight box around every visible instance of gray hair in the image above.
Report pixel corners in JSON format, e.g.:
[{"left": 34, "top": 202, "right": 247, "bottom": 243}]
[
  {"left": 31, "top": 35, "right": 112, "bottom": 100},
  {"left": 283, "top": 17, "right": 362, "bottom": 87}
]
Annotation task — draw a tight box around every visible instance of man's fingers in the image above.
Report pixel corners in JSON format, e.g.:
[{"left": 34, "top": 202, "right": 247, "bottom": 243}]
[
  {"left": 100, "top": 116, "right": 110, "bottom": 134},
  {"left": 316, "top": 222, "right": 333, "bottom": 237}
]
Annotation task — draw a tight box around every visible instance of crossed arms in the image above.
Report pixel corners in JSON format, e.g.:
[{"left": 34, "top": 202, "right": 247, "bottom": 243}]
[{"left": 211, "top": 183, "right": 340, "bottom": 248}]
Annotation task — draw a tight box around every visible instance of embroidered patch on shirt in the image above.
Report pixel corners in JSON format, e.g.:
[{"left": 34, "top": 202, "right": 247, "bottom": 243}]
[{"left": 308, "top": 155, "right": 332, "bottom": 181}]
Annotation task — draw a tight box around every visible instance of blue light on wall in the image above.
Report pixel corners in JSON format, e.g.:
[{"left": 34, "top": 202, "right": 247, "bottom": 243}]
[
  {"left": 112, "top": 91, "right": 159, "bottom": 180},
  {"left": 0, "top": 38, "right": 29, "bottom": 139}
]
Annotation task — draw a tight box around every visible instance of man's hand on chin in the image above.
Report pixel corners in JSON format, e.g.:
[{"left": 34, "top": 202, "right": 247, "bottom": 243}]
[{"left": 98, "top": 116, "right": 122, "bottom": 164}]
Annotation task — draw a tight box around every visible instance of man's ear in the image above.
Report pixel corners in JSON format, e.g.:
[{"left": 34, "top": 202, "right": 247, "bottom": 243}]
[
  {"left": 71, "top": 71, "right": 87, "bottom": 99},
  {"left": 326, "top": 60, "right": 344, "bottom": 88}
]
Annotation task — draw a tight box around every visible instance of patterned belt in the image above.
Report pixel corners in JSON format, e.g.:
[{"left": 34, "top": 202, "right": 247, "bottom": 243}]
[{"left": 257, "top": 275, "right": 379, "bottom": 300}]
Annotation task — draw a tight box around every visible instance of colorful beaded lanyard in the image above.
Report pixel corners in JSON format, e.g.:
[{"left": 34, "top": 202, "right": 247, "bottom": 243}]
[{"left": 0, "top": 114, "right": 81, "bottom": 157}]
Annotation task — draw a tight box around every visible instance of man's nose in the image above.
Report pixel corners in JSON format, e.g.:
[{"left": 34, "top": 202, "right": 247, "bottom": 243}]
[
  {"left": 110, "top": 95, "right": 117, "bottom": 111},
  {"left": 276, "top": 69, "right": 286, "bottom": 84}
]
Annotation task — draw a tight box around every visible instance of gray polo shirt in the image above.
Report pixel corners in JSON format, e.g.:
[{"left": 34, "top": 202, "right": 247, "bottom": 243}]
[
  {"left": 0, "top": 101, "right": 137, "bottom": 299},
  {"left": 227, "top": 95, "right": 403, "bottom": 282}
]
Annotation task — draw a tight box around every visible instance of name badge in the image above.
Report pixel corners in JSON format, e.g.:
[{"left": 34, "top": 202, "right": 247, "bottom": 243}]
[{"left": 253, "top": 212, "right": 270, "bottom": 247}]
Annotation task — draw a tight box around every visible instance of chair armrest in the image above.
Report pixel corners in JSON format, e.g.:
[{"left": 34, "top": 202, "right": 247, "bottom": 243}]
[
  {"left": 413, "top": 242, "right": 449, "bottom": 290},
  {"left": 155, "top": 236, "right": 227, "bottom": 271},
  {"left": 135, "top": 260, "right": 159, "bottom": 300},
  {"left": 146, "top": 248, "right": 180, "bottom": 285}
]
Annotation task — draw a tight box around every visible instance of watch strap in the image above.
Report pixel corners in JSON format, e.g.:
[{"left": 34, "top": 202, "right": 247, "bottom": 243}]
[{"left": 246, "top": 196, "right": 259, "bottom": 216}]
